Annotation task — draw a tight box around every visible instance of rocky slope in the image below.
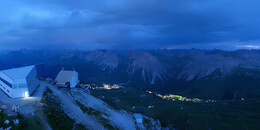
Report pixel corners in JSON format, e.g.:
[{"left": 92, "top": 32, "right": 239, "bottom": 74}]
[
  {"left": 85, "top": 50, "right": 120, "bottom": 70},
  {"left": 178, "top": 50, "right": 260, "bottom": 81},
  {"left": 127, "top": 50, "right": 170, "bottom": 84}
]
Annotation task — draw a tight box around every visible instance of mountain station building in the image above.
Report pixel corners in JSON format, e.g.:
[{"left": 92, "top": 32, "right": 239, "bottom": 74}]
[
  {"left": 0, "top": 65, "right": 39, "bottom": 98},
  {"left": 55, "top": 69, "right": 79, "bottom": 88}
]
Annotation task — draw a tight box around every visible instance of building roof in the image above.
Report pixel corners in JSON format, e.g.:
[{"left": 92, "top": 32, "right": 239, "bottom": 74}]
[
  {"left": 1, "top": 65, "right": 35, "bottom": 81},
  {"left": 133, "top": 113, "right": 143, "bottom": 119},
  {"left": 55, "top": 70, "right": 77, "bottom": 84}
]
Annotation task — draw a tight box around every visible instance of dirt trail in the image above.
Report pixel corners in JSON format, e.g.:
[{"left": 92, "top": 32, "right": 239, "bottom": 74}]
[{"left": 43, "top": 82, "right": 104, "bottom": 130}]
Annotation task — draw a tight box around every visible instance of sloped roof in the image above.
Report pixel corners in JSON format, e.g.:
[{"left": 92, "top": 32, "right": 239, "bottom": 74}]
[
  {"left": 55, "top": 70, "right": 77, "bottom": 84},
  {"left": 2, "top": 65, "right": 35, "bottom": 81},
  {"left": 133, "top": 113, "right": 143, "bottom": 119}
]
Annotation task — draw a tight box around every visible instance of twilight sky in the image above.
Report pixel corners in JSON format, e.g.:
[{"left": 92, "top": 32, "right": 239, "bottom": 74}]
[{"left": 1, "top": 0, "right": 260, "bottom": 50}]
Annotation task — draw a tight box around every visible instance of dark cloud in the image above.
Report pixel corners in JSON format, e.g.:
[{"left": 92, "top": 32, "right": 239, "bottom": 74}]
[{"left": 1, "top": 0, "right": 260, "bottom": 50}]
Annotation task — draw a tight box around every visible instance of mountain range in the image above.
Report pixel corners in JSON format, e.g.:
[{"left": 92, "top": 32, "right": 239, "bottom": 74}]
[{"left": 1, "top": 49, "right": 260, "bottom": 99}]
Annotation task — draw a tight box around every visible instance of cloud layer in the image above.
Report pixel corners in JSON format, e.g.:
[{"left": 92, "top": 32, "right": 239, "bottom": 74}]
[{"left": 1, "top": 0, "right": 260, "bottom": 50}]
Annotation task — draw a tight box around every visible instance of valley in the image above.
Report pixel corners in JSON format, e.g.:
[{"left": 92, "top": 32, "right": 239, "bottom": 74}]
[{"left": 91, "top": 86, "right": 260, "bottom": 129}]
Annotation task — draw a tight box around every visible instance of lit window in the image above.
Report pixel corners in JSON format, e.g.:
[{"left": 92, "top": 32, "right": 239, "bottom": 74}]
[{"left": 24, "top": 91, "right": 29, "bottom": 97}]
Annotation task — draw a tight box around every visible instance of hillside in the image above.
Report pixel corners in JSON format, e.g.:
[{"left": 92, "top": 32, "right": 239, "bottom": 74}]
[{"left": 0, "top": 80, "right": 161, "bottom": 129}]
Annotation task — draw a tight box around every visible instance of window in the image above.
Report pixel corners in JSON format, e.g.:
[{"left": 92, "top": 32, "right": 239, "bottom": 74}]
[{"left": 0, "top": 77, "right": 12, "bottom": 88}]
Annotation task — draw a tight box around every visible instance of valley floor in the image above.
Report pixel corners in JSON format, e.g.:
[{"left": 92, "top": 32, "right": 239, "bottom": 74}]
[{"left": 91, "top": 86, "right": 260, "bottom": 130}]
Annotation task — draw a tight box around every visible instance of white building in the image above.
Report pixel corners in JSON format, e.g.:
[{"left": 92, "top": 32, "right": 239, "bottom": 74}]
[
  {"left": 55, "top": 69, "right": 79, "bottom": 88},
  {"left": 0, "top": 65, "right": 39, "bottom": 98},
  {"left": 133, "top": 113, "right": 143, "bottom": 124}
]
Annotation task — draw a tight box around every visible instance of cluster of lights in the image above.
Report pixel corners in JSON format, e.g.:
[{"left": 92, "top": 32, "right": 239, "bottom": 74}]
[
  {"left": 146, "top": 91, "right": 217, "bottom": 103},
  {"left": 83, "top": 84, "right": 123, "bottom": 90}
]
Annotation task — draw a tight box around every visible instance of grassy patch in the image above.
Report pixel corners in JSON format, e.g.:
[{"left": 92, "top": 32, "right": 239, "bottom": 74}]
[
  {"left": 74, "top": 123, "right": 87, "bottom": 130},
  {"left": 99, "top": 117, "right": 118, "bottom": 130},
  {"left": 41, "top": 88, "right": 76, "bottom": 130},
  {"left": 21, "top": 116, "right": 45, "bottom": 130},
  {"left": 75, "top": 100, "right": 102, "bottom": 116},
  {"left": 75, "top": 100, "right": 89, "bottom": 113},
  {"left": 143, "top": 118, "right": 152, "bottom": 128},
  {"left": 75, "top": 100, "right": 118, "bottom": 130}
]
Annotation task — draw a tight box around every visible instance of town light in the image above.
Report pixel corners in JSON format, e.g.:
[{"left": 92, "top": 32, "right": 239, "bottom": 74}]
[{"left": 24, "top": 91, "right": 29, "bottom": 97}]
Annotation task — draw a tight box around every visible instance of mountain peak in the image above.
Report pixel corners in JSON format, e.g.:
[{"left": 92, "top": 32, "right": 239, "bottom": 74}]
[
  {"left": 85, "top": 50, "right": 120, "bottom": 70},
  {"left": 127, "top": 51, "right": 169, "bottom": 84}
]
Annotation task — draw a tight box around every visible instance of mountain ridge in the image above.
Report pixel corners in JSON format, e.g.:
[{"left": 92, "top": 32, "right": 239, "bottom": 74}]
[{"left": 1, "top": 49, "right": 260, "bottom": 86}]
